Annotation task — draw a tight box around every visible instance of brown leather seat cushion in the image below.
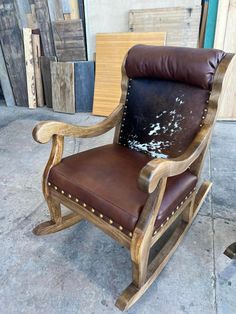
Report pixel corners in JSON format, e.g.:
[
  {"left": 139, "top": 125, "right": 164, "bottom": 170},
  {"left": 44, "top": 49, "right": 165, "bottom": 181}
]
[{"left": 48, "top": 144, "right": 197, "bottom": 232}]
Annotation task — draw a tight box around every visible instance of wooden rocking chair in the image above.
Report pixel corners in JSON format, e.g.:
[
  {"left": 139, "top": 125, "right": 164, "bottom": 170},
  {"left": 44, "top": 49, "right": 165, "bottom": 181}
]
[{"left": 33, "top": 46, "right": 233, "bottom": 311}]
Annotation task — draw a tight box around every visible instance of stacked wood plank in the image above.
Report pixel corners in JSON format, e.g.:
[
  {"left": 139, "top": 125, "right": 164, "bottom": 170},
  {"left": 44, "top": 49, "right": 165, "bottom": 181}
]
[
  {"left": 0, "top": 0, "right": 90, "bottom": 112},
  {"left": 92, "top": 32, "right": 166, "bottom": 116},
  {"left": 0, "top": 0, "right": 28, "bottom": 106},
  {"left": 129, "top": 6, "right": 201, "bottom": 48}
]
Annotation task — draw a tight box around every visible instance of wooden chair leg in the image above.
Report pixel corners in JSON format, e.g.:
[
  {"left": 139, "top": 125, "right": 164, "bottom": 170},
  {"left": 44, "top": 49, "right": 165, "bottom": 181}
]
[
  {"left": 33, "top": 197, "right": 83, "bottom": 235},
  {"left": 115, "top": 181, "right": 212, "bottom": 311}
]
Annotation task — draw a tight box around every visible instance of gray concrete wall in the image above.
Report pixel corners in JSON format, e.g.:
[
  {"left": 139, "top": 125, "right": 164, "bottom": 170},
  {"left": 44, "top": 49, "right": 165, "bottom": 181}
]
[{"left": 84, "top": 0, "right": 201, "bottom": 60}]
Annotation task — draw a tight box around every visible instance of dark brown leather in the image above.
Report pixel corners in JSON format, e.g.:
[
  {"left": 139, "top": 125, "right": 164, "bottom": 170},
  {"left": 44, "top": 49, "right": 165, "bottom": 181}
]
[
  {"left": 48, "top": 144, "right": 197, "bottom": 232},
  {"left": 125, "top": 45, "right": 225, "bottom": 90},
  {"left": 119, "top": 79, "right": 209, "bottom": 158}
]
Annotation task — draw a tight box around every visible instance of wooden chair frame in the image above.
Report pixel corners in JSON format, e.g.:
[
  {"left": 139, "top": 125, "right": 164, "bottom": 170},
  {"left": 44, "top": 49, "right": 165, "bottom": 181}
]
[{"left": 32, "top": 53, "right": 234, "bottom": 311}]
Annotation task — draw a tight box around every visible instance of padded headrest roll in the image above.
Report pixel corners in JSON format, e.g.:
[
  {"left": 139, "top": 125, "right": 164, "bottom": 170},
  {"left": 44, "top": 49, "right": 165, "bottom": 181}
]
[{"left": 125, "top": 45, "right": 226, "bottom": 90}]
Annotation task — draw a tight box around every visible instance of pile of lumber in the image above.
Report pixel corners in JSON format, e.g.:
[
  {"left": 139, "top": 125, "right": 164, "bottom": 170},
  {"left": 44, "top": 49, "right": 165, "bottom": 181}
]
[{"left": 0, "top": 0, "right": 94, "bottom": 113}]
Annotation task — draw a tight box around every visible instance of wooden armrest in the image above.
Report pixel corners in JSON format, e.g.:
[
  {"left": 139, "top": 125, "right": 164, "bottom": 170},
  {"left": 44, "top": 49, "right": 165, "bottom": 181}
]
[
  {"left": 138, "top": 126, "right": 211, "bottom": 193},
  {"left": 32, "top": 105, "right": 123, "bottom": 144}
]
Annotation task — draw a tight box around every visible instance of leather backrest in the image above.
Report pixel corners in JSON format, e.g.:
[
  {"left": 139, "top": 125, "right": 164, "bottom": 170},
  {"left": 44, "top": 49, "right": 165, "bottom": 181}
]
[{"left": 118, "top": 46, "right": 225, "bottom": 158}]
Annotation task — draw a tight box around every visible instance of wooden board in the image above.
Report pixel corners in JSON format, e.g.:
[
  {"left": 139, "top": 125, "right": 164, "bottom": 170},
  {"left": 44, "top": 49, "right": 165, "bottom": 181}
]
[
  {"left": 199, "top": 1, "right": 209, "bottom": 48},
  {"left": 34, "top": 0, "right": 56, "bottom": 57},
  {"left": 51, "top": 61, "right": 75, "bottom": 113},
  {"left": 47, "top": 0, "right": 64, "bottom": 22},
  {"left": 32, "top": 33, "right": 44, "bottom": 107},
  {"left": 92, "top": 32, "right": 166, "bottom": 116},
  {"left": 129, "top": 7, "right": 201, "bottom": 48},
  {"left": 0, "top": 44, "right": 15, "bottom": 106},
  {"left": 203, "top": 0, "right": 218, "bottom": 48},
  {"left": 74, "top": 61, "right": 95, "bottom": 112},
  {"left": 69, "top": 0, "right": 80, "bottom": 19},
  {"left": 53, "top": 19, "right": 86, "bottom": 61},
  {"left": 0, "top": 0, "right": 28, "bottom": 106},
  {"left": 23, "top": 28, "right": 37, "bottom": 109},
  {"left": 40, "top": 56, "right": 56, "bottom": 108},
  {"left": 214, "top": 0, "right": 236, "bottom": 119}
]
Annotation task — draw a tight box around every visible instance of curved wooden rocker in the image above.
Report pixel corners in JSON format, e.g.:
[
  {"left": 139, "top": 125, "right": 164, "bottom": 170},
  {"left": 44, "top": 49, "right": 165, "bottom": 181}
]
[
  {"left": 224, "top": 243, "right": 236, "bottom": 260},
  {"left": 32, "top": 46, "right": 234, "bottom": 311}
]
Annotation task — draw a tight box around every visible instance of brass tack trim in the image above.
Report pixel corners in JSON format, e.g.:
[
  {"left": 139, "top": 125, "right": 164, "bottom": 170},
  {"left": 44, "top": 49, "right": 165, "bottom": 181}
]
[
  {"left": 109, "top": 219, "right": 113, "bottom": 224},
  {"left": 119, "top": 226, "right": 123, "bottom": 231},
  {"left": 204, "top": 108, "right": 208, "bottom": 112},
  {"left": 200, "top": 124, "right": 203, "bottom": 127},
  {"left": 91, "top": 208, "right": 95, "bottom": 213},
  {"left": 99, "top": 214, "right": 103, "bottom": 218},
  {"left": 83, "top": 203, "right": 86, "bottom": 207},
  {"left": 48, "top": 182, "right": 51, "bottom": 186},
  {"left": 167, "top": 217, "right": 169, "bottom": 221},
  {"left": 153, "top": 230, "right": 157, "bottom": 235},
  {"left": 181, "top": 201, "right": 184, "bottom": 205},
  {"left": 185, "top": 196, "right": 188, "bottom": 200},
  {"left": 129, "top": 232, "right": 133, "bottom": 237},
  {"left": 75, "top": 198, "right": 79, "bottom": 202},
  {"left": 202, "top": 116, "right": 205, "bottom": 119},
  {"left": 68, "top": 194, "right": 71, "bottom": 198},
  {"left": 172, "top": 211, "right": 175, "bottom": 216},
  {"left": 161, "top": 223, "right": 164, "bottom": 228},
  {"left": 61, "top": 190, "right": 64, "bottom": 194},
  {"left": 54, "top": 186, "right": 58, "bottom": 190},
  {"left": 176, "top": 206, "right": 179, "bottom": 210}
]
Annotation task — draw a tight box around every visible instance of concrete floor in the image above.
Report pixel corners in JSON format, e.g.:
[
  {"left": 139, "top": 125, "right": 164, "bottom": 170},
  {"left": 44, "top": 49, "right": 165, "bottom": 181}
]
[{"left": 0, "top": 106, "right": 235, "bottom": 314}]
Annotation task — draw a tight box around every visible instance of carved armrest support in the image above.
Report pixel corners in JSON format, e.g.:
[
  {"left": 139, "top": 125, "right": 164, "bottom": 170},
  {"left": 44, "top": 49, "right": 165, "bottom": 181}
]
[
  {"left": 139, "top": 126, "right": 211, "bottom": 194},
  {"left": 32, "top": 105, "right": 123, "bottom": 144}
]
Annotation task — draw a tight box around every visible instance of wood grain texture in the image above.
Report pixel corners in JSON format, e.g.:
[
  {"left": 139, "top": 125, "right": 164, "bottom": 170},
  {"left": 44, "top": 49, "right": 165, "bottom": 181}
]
[
  {"left": 92, "top": 32, "right": 166, "bottom": 116},
  {"left": 34, "top": 0, "right": 56, "bottom": 57},
  {"left": 0, "top": 44, "right": 16, "bottom": 106},
  {"left": 69, "top": 0, "right": 80, "bottom": 19},
  {"left": 32, "top": 50, "right": 232, "bottom": 311},
  {"left": 74, "top": 61, "right": 95, "bottom": 112},
  {"left": 23, "top": 28, "right": 37, "bottom": 109},
  {"left": 47, "top": 0, "right": 64, "bottom": 21},
  {"left": 32, "top": 33, "right": 44, "bottom": 107},
  {"left": 214, "top": 0, "right": 236, "bottom": 119},
  {"left": 40, "top": 56, "right": 56, "bottom": 108},
  {"left": 0, "top": 0, "right": 28, "bottom": 106},
  {"left": 129, "top": 6, "right": 201, "bottom": 47},
  {"left": 53, "top": 19, "right": 86, "bottom": 61},
  {"left": 51, "top": 61, "right": 75, "bottom": 113},
  {"left": 27, "top": 4, "right": 38, "bottom": 29},
  {"left": 199, "top": 1, "right": 209, "bottom": 48}
]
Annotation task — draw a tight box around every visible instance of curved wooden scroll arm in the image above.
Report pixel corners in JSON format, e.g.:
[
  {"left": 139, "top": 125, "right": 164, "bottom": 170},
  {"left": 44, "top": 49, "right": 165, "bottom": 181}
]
[
  {"left": 138, "top": 125, "right": 211, "bottom": 194},
  {"left": 32, "top": 104, "right": 123, "bottom": 144}
]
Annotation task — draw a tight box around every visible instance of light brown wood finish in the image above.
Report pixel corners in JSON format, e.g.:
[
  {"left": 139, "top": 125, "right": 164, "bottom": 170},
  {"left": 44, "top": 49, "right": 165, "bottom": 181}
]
[
  {"left": 32, "top": 51, "right": 233, "bottom": 311},
  {"left": 92, "top": 32, "right": 166, "bottom": 116},
  {"left": 51, "top": 61, "right": 75, "bottom": 113},
  {"left": 32, "top": 34, "right": 44, "bottom": 107},
  {"left": 23, "top": 27, "right": 37, "bottom": 109},
  {"left": 214, "top": 0, "right": 236, "bottom": 120}
]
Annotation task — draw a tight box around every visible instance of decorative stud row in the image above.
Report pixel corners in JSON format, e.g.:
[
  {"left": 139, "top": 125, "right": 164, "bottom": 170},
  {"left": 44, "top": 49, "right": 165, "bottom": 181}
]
[
  {"left": 152, "top": 186, "right": 196, "bottom": 236},
  {"left": 119, "top": 79, "right": 132, "bottom": 144},
  {"left": 48, "top": 182, "right": 133, "bottom": 238}
]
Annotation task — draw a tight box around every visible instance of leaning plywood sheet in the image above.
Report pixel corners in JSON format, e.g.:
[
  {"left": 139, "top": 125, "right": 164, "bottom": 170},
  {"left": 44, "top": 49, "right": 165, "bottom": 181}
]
[
  {"left": 51, "top": 61, "right": 75, "bottom": 113},
  {"left": 214, "top": 0, "right": 236, "bottom": 120},
  {"left": 129, "top": 7, "right": 201, "bottom": 47},
  {"left": 92, "top": 32, "right": 166, "bottom": 116},
  {"left": 0, "top": 0, "right": 28, "bottom": 106},
  {"left": 53, "top": 19, "right": 86, "bottom": 61}
]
